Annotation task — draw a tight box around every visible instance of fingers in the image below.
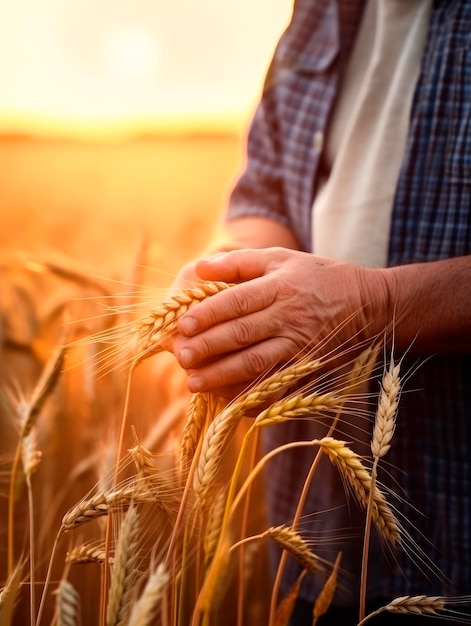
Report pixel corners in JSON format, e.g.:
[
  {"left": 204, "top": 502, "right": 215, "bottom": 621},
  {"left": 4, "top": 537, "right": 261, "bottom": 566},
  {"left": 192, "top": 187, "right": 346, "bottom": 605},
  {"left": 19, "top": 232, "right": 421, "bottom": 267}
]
[
  {"left": 183, "top": 336, "right": 292, "bottom": 393},
  {"left": 194, "top": 247, "right": 284, "bottom": 283},
  {"left": 174, "top": 306, "right": 285, "bottom": 369},
  {"left": 177, "top": 273, "right": 277, "bottom": 337}
]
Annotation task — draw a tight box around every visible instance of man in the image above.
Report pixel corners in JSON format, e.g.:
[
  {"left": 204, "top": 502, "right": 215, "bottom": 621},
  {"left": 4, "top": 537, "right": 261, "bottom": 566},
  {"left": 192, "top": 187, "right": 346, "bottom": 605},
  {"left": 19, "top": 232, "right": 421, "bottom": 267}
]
[{"left": 169, "top": 0, "right": 471, "bottom": 623}]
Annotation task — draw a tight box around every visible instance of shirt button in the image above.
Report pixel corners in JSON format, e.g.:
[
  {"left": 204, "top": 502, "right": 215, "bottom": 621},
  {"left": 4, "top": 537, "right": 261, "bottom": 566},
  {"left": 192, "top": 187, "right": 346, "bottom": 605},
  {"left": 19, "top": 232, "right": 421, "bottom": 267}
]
[{"left": 313, "top": 130, "right": 324, "bottom": 153}]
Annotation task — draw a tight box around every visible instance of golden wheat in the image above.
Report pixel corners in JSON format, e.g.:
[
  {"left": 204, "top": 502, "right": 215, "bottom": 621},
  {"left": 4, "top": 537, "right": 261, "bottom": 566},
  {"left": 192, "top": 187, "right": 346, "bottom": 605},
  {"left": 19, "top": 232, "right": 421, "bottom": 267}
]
[
  {"left": 66, "top": 542, "right": 111, "bottom": 565},
  {"left": 204, "top": 485, "right": 228, "bottom": 565},
  {"left": 317, "top": 437, "right": 400, "bottom": 545},
  {"left": 21, "top": 426, "right": 42, "bottom": 478},
  {"left": 262, "top": 526, "right": 324, "bottom": 576},
  {"left": 312, "top": 552, "right": 342, "bottom": 625},
  {"left": 371, "top": 360, "right": 400, "bottom": 459},
  {"left": 134, "top": 281, "right": 232, "bottom": 360},
  {"left": 254, "top": 390, "right": 342, "bottom": 428},
  {"left": 193, "top": 358, "right": 323, "bottom": 510},
  {"left": 197, "top": 534, "right": 233, "bottom": 615},
  {"left": 54, "top": 580, "right": 80, "bottom": 626},
  {"left": 106, "top": 506, "right": 140, "bottom": 626},
  {"left": 129, "top": 433, "right": 159, "bottom": 479},
  {"left": 127, "top": 563, "right": 169, "bottom": 626},
  {"left": 61, "top": 483, "right": 154, "bottom": 530},
  {"left": 0, "top": 560, "right": 23, "bottom": 623},
  {"left": 20, "top": 342, "right": 67, "bottom": 439},
  {"left": 274, "top": 570, "right": 306, "bottom": 626},
  {"left": 180, "top": 392, "right": 209, "bottom": 473}
]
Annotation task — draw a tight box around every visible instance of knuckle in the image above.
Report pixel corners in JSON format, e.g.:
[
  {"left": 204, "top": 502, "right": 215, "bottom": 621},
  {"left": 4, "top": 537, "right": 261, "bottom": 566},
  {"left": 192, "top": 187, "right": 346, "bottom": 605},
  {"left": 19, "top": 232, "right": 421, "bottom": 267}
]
[
  {"left": 231, "top": 289, "right": 251, "bottom": 317},
  {"left": 231, "top": 319, "right": 253, "bottom": 347},
  {"left": 283, "top": 307, "right": 306, "bottom": 329},
  {"left": 243, "top": 349, "right": 270, "bottom": 378},
  {"left": 196, "top": 335, "right": 213, "bottom": 361},
  {"left": 277, "top": 275, "right": 298, "bottom": 299}
]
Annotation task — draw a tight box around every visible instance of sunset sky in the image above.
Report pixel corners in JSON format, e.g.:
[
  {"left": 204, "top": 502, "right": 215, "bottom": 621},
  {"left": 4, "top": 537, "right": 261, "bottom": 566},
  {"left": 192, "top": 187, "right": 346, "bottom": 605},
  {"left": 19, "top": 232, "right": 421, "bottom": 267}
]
[{"left": 0, "top": 0, "right": 292, "bottom": 137}]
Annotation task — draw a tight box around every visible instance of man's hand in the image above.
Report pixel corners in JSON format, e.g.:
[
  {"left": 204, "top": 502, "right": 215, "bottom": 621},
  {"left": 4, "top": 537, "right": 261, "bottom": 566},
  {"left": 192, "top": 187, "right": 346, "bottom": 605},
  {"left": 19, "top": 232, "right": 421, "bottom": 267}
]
[{"left": 169, "top": 247, "right": 390, "bottom": 393}]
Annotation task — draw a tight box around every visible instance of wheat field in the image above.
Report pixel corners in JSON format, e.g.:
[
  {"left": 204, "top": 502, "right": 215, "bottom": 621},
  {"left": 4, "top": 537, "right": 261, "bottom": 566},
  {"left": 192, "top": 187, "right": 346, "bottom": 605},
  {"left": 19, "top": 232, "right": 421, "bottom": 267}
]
[{"left": 1, "top": 134, "right": 470, "bottom": 625}]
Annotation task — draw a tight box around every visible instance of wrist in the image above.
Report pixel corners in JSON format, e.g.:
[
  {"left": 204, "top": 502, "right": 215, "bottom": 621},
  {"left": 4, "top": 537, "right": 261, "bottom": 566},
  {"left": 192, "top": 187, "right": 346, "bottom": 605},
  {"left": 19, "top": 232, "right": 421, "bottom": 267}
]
[{"left": 360, "top": 266, "right": 397, "bottom": 343}]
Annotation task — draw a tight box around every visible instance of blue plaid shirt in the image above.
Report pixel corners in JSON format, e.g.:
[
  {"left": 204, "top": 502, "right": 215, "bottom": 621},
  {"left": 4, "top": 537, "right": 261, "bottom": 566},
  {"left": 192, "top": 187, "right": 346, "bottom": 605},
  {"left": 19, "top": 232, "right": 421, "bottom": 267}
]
[{"left": 227, "top": 0, "right": 471, "bottom": 606}]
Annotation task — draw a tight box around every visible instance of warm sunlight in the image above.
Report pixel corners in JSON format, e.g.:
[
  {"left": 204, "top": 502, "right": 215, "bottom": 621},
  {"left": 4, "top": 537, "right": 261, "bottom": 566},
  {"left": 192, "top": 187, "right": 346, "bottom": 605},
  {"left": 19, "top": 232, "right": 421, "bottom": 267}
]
[
  {"left": 104, "top": 27, "right": 160, "bottom": 79},
  {"left": 0, "top": 0, "right": 292, "bottom": 292},
  {"left": 0, "top": 0, "right": 292, "bottom": 137}
]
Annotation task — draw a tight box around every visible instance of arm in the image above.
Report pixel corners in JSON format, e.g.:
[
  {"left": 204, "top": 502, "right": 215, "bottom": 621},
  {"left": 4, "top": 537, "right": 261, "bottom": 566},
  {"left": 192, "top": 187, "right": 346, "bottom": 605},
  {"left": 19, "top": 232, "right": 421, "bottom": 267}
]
[
  {"left": 171, "top": 216, "right": 299, "bottom": 287},
  {"left": 171, "top": 249, "right": 470, "bottom": 393},
  {"left": 384, "top": 254, "right": 471, "bottom": 354}
]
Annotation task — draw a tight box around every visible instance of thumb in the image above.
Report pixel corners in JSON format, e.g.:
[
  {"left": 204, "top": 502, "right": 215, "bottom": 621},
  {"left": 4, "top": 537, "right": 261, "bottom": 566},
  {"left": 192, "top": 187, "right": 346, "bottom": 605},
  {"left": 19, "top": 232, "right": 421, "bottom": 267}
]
[{"left": 195, "top": 249, "right": 271, "bottom": 283}]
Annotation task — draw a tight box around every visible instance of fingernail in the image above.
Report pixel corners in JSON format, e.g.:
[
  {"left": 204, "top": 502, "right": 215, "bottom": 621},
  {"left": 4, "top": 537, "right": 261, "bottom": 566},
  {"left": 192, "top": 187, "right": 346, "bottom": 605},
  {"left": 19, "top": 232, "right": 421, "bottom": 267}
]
[
  {"left": 180, "top": 315, "right": 198, "bottom": 335},
  {"left": 180, "top": 347, "right": 195, "bottom": 367},
  {"left": 189, "top": 375, "right": 204, "bottom": 392}
]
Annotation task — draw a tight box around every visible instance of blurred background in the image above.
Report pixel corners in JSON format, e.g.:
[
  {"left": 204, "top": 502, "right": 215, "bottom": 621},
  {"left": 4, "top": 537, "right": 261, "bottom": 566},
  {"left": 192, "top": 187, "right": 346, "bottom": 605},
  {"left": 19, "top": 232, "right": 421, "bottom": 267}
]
[{"left": 0, "top": 0, "right": 292, "bottom": 283}]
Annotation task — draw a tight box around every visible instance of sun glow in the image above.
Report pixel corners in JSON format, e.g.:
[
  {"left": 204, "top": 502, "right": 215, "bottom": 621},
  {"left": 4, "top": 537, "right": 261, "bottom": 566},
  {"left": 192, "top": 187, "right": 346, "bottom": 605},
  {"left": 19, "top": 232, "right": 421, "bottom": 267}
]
[
  {"left": 0, "top": 0, "right": 292, "bottom": 138},
  {"left": 104, "top": 28, "right": 160, "bottom": 79}
]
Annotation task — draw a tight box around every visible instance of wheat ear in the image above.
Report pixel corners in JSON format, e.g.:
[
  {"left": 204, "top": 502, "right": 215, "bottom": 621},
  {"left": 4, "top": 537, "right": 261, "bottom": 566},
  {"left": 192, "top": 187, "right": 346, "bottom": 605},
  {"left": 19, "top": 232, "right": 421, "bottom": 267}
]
[
  {"left": 66, "top": 542, "right": 111, "bottom": 565},
  {"left": 274, "top": 570, "right": 306, "bottom": 626},
  {"left": 357, "top": 595, "right": 448, "bottom": 625},
  {"left": 371, "top": 359, "right": 401, "bottom": 459},
  {"left": 127, "top": 564, "right": 169, "bottom": 626},
  {"left": 204, "top": 486, "right": 228, "bottom": 565},
  {"left": 194, "top": 358, "right": 322, "bottom": 510},
  {"left": 21, "top": 342, "right": 67, "bottom": 438},
  {"left": 106, "top": 506, "right": 140, "bottom": 626},
  {"left": 268, "top": 343, "right": 381, "bottom": 626},
  {"left": 312, "top": 552, "right": 342, "bottom": 625},
  {"left": 134, "top": 281, "right": 231, "bottom": 360},
  {"left": 317, "top": 437, "right": 400, "bottom": 545},
  {"left": 54, "top": 580, "right": 80, "bottom": 626},
  {"left": 254, "top": 390, "right": 342, "bottom": 428},
  {"left": 262, "top": 526, "right": 324, "bottom": 575},
  {"left": 0, "top": 559, "right": 24, "bottom": 625},
  {"left": 61, "top": 483, "right": 154, "bottom": 530},
  {"left": 180, "top": 392, "right": 209, "bottom": 473},
  {"left": 8, "top": 344, "right": 66, "bottom": 575},
  {"left": 360, "top": 357, "right": 401, "bottom": 621}
]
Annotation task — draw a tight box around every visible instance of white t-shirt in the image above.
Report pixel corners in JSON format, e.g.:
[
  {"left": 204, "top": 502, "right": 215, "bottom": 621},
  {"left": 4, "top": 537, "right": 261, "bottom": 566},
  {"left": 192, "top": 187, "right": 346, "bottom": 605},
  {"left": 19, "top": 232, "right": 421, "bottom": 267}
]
[{"left": 311, "top": 0, "right": 432, "bottom": 267}]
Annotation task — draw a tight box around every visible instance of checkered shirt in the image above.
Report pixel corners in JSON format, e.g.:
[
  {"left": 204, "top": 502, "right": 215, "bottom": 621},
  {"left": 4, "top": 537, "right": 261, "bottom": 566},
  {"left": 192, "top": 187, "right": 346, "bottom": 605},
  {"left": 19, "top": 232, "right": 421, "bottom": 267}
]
[{"left": 226, "top": 0, "right": 471, "bottom": 606}]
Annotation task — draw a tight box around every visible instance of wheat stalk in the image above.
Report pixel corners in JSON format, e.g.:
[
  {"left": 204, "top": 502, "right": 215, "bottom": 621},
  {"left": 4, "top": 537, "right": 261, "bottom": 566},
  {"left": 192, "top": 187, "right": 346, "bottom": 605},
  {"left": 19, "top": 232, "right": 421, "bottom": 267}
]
[
  {"left": 360, "top": 356, "right": 401, "bottom": 620},
  {"left": 54, "top": 580, "right": 80, "bottom": 626},
  {"left": 317, "top": 437, "right": 400, "bottom": 545},
  {"left": 274, "top": 570, "right": 306, "bottom": 626},
  {"left": 194, "top": 358, "right": 322, "bottom": 510},
  {"left": 21, "top": 343, "right": 67, "bottom": 439},
  {"left": 0, "top": 559, "right": 24, "bottom": 626},
  {"left": 204, "top": 486, "right": 228, "bottom": 565},
  {"left": 312, "top": 552, "right": 342, "bottom": 625},
  {"left": 180, "top": 392, "right": 209, "bottom": 473},
  {"left": 8, "top": 343, "right": 66, "bottom": 576},
  {"left": 129, "top": 429, "right": 158, "bottom": 478},
  {"left": 127, "top": 563, "right": 169, "bottom": 626},
  {"left": 106, "top": 506, "right": 140, "bottom": 626},
  {"left": 196, "top": 534, "right": 231, "bottom": 615}
]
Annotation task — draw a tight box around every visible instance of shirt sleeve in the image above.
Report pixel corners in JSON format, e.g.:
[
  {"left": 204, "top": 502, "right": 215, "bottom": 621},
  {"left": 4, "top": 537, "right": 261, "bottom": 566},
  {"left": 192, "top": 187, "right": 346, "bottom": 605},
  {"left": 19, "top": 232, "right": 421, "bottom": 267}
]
[{"left": 225, "top": 66, "right": 291, "bottom": 231}]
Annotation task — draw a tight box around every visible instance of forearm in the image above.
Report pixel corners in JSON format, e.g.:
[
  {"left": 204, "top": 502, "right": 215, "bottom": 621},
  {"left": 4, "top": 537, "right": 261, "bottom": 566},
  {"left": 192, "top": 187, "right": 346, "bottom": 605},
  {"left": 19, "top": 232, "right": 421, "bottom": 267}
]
[
  {"left": 209, "top": 216, "right": 300, "bottom": 253},
  {"left": 380, "top": 255, "right": 471, "bottom": 354}
]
